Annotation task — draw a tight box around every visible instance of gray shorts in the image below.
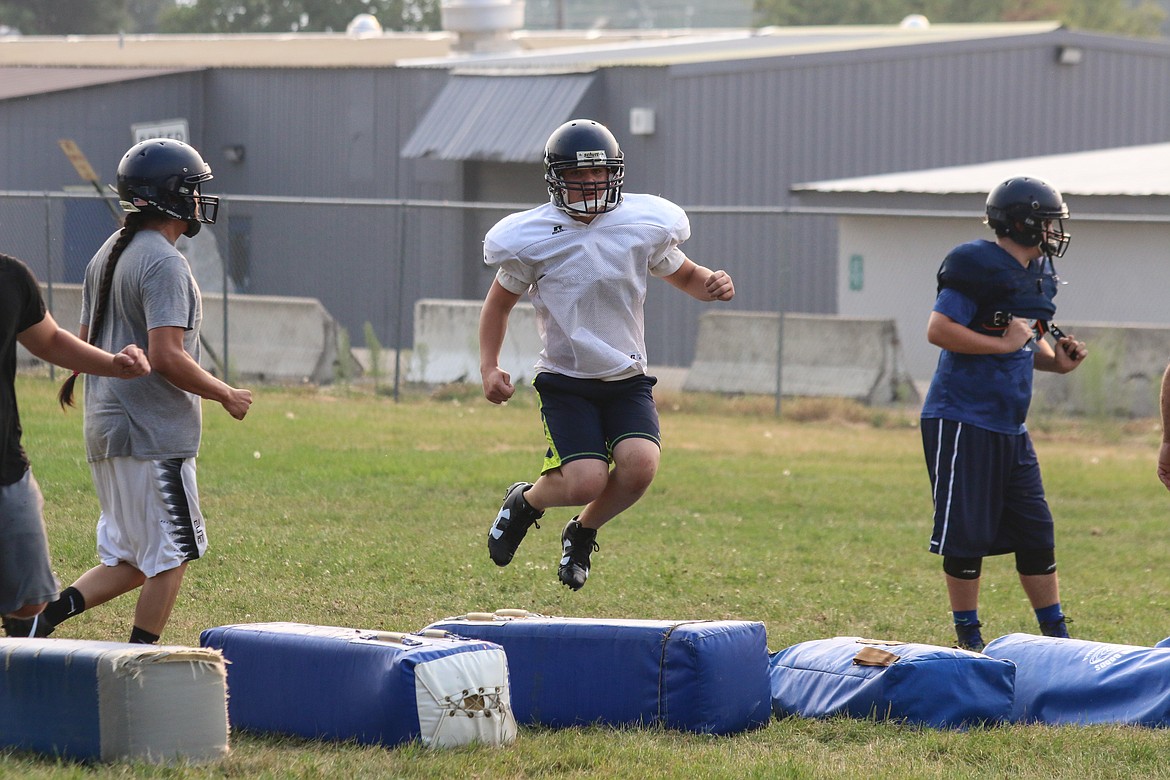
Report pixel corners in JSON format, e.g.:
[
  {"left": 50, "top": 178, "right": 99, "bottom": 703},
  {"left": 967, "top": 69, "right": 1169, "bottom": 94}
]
[{"left": 0, "top": 469, "right": 60, "bottom": 615}]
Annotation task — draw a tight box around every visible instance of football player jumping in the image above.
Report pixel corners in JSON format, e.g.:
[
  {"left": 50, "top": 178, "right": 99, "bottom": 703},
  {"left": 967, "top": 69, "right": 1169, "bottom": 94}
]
[{"left": 479, "top": 119, "right": 734, "bottom": 591}]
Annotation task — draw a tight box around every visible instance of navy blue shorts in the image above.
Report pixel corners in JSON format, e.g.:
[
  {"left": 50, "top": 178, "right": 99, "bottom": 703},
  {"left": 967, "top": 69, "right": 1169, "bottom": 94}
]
[
  {"left": 533, "top": 372, "right": 661, "bottom": 474},
  {"left": 922, "top": 418, "right": 1055, "bottom": 558}
]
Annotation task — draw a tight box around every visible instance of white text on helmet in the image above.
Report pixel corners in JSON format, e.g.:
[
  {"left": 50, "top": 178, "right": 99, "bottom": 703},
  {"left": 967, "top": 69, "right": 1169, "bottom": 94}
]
[{"left": 575, "top": 150, "right": 607, "bottom": 164}]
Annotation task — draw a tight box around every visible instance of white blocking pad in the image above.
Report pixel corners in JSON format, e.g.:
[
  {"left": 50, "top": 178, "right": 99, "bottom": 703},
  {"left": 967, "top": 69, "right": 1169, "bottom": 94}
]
[
  {"left": 412, "top": 644, "right": 518, "bottom": 748},
  {"left": 0, "top": 638, "right": 230, "bottom": 763}
]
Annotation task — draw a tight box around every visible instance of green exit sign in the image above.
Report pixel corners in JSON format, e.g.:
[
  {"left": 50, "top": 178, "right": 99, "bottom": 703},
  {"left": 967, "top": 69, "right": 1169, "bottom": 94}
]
[{"left": 849, "top": 254, "right": 864, "bottom": 291}]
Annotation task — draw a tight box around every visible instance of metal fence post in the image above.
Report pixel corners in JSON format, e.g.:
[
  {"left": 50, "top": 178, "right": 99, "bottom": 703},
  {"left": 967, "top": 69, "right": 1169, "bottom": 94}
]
[
  {"left": 44, "top": 194, "right": 55, "bottom": 381},
  {"left": 392, "top": 203, "right": 408, "bottom": 402},
  {"left": 774, "top": 212, "right": 787, "bottom": 417},
  {"left": 220, "top": 198, "right": 230, "bottom": 385}
]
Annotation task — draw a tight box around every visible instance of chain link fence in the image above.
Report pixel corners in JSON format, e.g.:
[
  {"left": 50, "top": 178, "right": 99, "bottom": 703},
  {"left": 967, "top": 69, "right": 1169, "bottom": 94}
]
[{"left": 4, "top": 190, "right": 910, "bottom": 411}]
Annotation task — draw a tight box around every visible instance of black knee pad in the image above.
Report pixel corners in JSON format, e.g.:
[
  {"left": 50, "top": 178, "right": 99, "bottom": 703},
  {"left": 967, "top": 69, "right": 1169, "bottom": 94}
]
[
  {"left": 943, "top": 556, "right": 982, "bottom": 580},
  {"left": 1015, "top": 549, "right": 1057, "bottom": 576}
]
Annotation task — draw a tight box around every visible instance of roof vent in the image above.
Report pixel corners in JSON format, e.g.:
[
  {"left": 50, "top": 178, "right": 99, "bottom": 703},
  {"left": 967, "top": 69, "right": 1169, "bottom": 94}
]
[
  {"left": 346, "top": 13, "right": 383, "bottom": 37},
  {"left": 440, "top": 0, "right": 525, "bottom": 54}
]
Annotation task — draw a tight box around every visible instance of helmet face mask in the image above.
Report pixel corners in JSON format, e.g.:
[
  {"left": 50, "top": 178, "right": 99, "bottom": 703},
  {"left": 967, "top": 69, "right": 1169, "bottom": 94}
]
[
  {"left": 985, "top": 176, "right": 1070, "bottom": 257},
  {"left": 117, "top": 139, "right": 219, "bottom": 235},
  {"left": 552, "top": 164, "right": 623, "bottom": 215},
  {"left": 544, "top": 119, "right": 624, "bottom": 216}
]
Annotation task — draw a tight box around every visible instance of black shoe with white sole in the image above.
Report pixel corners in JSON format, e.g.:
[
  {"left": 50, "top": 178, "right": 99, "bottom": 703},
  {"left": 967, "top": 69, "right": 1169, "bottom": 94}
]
[
  {"left": 558, "top": 517, "right": 598, "bottom": 591},
  {"left": 488, "top": 481, "right": 543, "bottom": 567}
]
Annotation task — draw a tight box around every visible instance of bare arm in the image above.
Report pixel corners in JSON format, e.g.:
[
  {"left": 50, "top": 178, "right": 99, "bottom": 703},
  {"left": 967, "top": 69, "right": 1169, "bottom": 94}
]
[
  {"left": 147, "top": 326, "right": 252, "bottom": 420},
  {"left": 17, "top": 311, "right": 149, "bottom": 378},
  {"left": 1159, "top": 364, "right": 1170, "bottom": 491},
  {"left": 479, "top": 279, "right": 523, "bottom": 404},
  {"left": 662, "top": 257, "right": 735, "bottom": 302}
]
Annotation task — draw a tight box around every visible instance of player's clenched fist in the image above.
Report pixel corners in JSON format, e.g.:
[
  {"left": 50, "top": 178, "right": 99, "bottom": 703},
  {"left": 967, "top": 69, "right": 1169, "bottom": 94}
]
[
  {"left": 481, "top": 366, "right": 515, "bottom": 405},
  {"left": 112, "top": 344, "right": 150, "bottom": 378},
  {"left": 705, "top": 269, "right": 735, "bottom": 301}
]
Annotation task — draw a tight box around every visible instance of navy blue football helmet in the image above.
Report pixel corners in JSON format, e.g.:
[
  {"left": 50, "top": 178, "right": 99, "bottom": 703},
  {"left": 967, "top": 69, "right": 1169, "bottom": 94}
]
[
  {"left": 985, "top": 176, "right": 1070, "bottom": 257},
  {"left": 544, "top": 119, "right": 624, "bottom": 216},
  {"left": 117, "top": 139, "right": 218, "bottom": 237}
]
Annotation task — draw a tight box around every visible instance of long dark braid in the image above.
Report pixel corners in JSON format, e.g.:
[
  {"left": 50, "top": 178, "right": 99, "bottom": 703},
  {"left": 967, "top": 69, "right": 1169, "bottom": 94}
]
[{"left": 57, "top": 212, "right": 146, "bottom": 409}]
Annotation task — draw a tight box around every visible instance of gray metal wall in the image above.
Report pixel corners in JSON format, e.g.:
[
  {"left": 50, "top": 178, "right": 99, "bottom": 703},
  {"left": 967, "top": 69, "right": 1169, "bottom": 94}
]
[
  {"left": 199, "top": 67, "right": 447, "bottom": 200},
  {"left": 0, "top": 72, "right": 206, "bottom": 191},
  {"left": 192, "top": 67, "right": 466, "bottom": 342}
]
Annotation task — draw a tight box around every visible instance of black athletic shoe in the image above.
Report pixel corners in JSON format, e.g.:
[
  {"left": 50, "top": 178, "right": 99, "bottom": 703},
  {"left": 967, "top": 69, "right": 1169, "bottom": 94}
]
[
  {"left": 2, "top": 613, "right": 54, "bottom": 638},
  {"left": 953, "top": 621, "right": 984, "bottom": 653},
  {"left": 558, "top": 517, "right": 599, "bottom": 591},
  {"left": 488, "top": 482, "right": 543, "bottom": 567},
  {"left": 1039, "top": 616, "right": 1072, "bottom": 639}
]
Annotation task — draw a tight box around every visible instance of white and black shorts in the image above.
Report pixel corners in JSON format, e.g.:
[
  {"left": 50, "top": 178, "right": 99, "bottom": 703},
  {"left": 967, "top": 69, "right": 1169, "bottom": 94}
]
[{"left": 90, "top": 456, "right": 207, "bottom": 578}]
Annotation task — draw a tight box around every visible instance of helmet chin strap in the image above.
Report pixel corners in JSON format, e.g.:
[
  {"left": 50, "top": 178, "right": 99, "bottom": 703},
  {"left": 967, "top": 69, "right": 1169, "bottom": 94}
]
[
  {"left": 568, "top": 196, "right": 606, "bottom": 214},
  {"left": 183, "top": 219, "right": 202, "bottom": 238}
]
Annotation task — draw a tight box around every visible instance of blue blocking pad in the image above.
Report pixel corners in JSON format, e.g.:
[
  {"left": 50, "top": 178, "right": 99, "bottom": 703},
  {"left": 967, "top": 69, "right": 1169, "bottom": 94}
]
[
  {"left": 423, "top": 611, "right": 772, "bottom": 735},
  {"left": 199, "top": 622, "right": 517, "bottom": 748},
  {"left": 768, "top": 636, "right": 1015, "bottom": 729},
  {"left": 985, "top": 633, "right": 1170, "bottom": 726},
  {"left": 0, "top": 638, "right": 229, "bottom": 764}
]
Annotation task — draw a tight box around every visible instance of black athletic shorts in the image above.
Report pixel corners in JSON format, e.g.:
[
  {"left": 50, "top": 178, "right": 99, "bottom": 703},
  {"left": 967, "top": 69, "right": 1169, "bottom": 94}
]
[{"left": 533, "top": 372, "right": 660, "bottom": 474}]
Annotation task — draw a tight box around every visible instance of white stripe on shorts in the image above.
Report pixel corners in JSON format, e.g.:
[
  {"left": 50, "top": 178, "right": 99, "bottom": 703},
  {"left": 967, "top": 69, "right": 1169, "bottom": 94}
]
[{"left": 930, "top": 420, "right": 963, "bottom": 555}]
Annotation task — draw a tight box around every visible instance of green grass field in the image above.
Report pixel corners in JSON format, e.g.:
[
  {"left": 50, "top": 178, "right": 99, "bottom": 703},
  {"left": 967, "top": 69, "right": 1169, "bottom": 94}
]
[{"left": 6, "top": 374, "right": 1170, "bottom": 779}]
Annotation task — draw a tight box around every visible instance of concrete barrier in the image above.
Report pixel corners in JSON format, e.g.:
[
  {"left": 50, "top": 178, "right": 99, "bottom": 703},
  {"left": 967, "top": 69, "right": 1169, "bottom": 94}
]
[
  {"left": 1031, "top": 322, "right": 1170, "bottom": 418},
  {"left": 396, "top": 303, "right": 1170, "bottom": 416},
  {"left": 20, "top": 284, "right": 346, "bottom": 384},
  {"left": 407, "top": 300, "right": 915, "bottom": 403},
  {"left": 202, "top": 293, "right": 345, "bottom": 384},
  {"left": 409, "top": 298, "right": 542, "bottom": 386},
  {"left": 684, "top": 311, "right": 914, "bottom": 404}
]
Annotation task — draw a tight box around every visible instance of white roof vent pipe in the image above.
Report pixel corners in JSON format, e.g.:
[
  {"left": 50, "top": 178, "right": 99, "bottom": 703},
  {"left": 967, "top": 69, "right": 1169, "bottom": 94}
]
[
  {"left": 346, "top": 13, "right": 383, "bottom": 37},
  {"left": 441, "top": 0, "right": 526, "bottom": 54}
]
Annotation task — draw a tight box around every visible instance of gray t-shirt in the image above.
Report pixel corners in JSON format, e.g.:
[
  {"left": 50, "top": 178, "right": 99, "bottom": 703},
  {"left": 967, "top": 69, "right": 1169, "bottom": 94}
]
[{"left": 81, "top": 229, "right": 203, "bottom": 461}]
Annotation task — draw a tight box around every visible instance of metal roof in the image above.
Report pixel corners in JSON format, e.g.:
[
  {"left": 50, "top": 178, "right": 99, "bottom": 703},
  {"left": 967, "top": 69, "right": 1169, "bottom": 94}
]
[
  {"left": 400, "top": 72, "right": 596, "bottom": 161},
  {"left": 0, "top": 33, "right": 453, "bottom": 67},
  {"left": 0, "top": 22, "right": 1062, "bottom": 70},
  {"left": 0, "top": 66, "right": 200, "bottom": 100},
  {"left": 522, "top": 0, "right": 754, "bottom": 29},
  {"left": 793, "top": 142, "right": 1170, "bottom": 198},
  {"left": 401, "top": 22, "right": 1063, "bottom": 70}
]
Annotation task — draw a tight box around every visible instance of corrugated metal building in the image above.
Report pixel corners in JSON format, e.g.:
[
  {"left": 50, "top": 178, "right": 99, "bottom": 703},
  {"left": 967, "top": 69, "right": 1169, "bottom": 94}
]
[
  {"left": 793, "top": 142, "right": 1170, "bottom": 383},
  {"left": 2, "top": 22, "right": 1170, "bottom": 368}
]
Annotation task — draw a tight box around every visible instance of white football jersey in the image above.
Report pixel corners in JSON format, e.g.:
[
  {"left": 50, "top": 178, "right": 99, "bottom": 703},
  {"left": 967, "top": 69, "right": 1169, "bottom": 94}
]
[{"left": 484, "top": 194, "right": 689, "bottom": 379}]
